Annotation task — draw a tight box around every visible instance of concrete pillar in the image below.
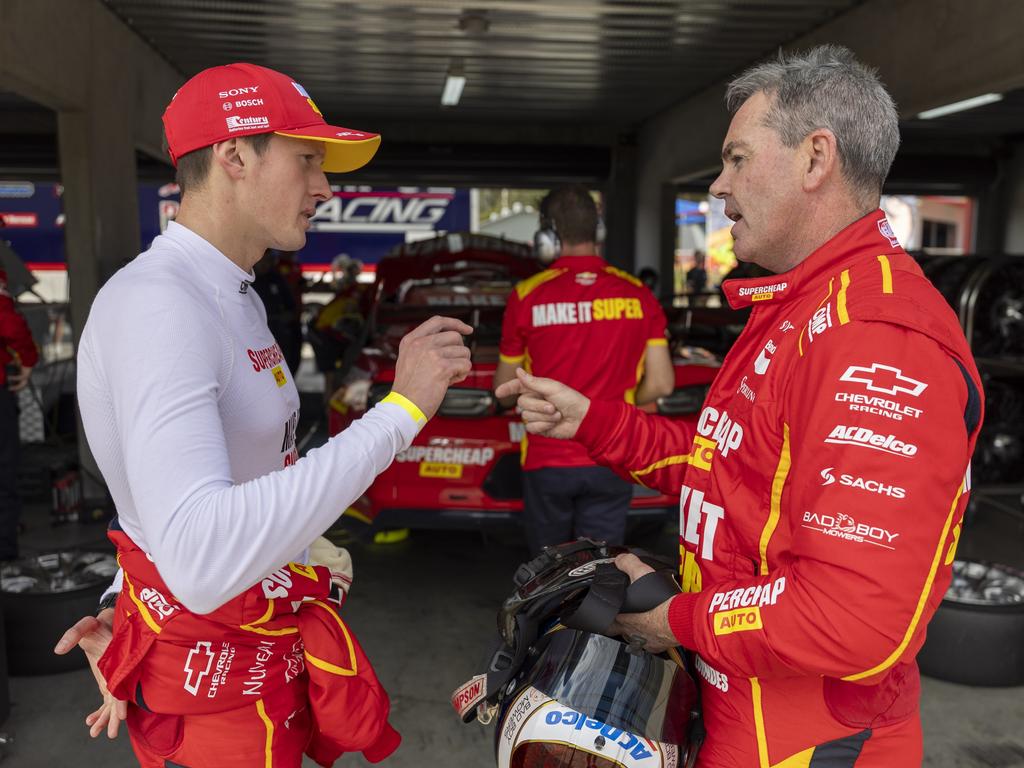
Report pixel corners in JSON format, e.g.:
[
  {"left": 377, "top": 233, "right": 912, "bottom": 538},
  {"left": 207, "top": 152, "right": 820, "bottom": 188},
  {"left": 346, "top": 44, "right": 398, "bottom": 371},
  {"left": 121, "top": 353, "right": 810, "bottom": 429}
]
[
  {"left": 1, "top": 0, "right": 182, "bottom": 500},
  {"left": 657, "top": 184, "right": 677, "bottom": 301},
  {"left": 1002, "top": 141, "right": 1024, "bottom": 255},
  {"left": 603, "top": 138, "right": 637, "bottom": 273}
]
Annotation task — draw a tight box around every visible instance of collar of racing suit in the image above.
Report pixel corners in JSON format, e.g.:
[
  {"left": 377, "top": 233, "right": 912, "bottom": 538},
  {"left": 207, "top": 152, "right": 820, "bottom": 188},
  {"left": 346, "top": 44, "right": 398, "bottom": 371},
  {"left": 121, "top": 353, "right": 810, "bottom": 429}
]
[
  {"left": 549, "top": 254, "right": 606, "bottom": 272},
  {"left": 721, "top": 209, "right": 899, "bottom": 310},
  {"left": 160, "top": 221, "right": 257, "bottom": 299}
]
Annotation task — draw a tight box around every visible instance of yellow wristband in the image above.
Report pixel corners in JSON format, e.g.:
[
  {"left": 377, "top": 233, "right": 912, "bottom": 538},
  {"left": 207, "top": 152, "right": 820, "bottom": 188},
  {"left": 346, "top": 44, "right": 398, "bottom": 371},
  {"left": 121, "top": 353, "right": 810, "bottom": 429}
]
[{"left": 381, "top": 391, "right": 427, "bottom": 427}]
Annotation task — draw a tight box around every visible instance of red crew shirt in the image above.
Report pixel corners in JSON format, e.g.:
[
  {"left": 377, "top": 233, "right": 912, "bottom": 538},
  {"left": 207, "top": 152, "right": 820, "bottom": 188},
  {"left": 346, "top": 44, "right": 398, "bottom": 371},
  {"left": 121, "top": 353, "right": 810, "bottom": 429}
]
[
  {"left": 499, "top": 255, "right": 668, "bottom": 470},
  {"left": 0, "top": 268, "right": 39, "bottom": 386}
]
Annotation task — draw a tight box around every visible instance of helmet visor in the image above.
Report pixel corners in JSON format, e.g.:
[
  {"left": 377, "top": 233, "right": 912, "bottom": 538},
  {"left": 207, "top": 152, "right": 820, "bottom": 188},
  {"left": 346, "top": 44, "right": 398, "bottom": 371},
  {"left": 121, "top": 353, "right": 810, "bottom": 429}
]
[
  {"left": 511, "top": 741, "right": 631, "bottom": 767},
  {"left": 523, "top": 630, "right": 696, "bottom": 747}
]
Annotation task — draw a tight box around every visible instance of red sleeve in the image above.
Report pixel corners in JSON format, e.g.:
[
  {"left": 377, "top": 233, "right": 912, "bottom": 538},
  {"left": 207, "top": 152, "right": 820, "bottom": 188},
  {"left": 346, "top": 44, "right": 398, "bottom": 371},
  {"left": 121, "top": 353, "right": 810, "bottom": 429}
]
[
  {"left": 498, "top": 288, "right": 527, "bottom": 363},
  {"left": 643, "top": 290, "right": 668, "bottom": 344},
  {"left": 576, "top": 398, "right": 697, "bottom": 496},
  {"left": 666, "top": 321, "right": 977, "bottom": 682},
  {"left": 0, "top": 294, "right": 39, "bottom": 368}
]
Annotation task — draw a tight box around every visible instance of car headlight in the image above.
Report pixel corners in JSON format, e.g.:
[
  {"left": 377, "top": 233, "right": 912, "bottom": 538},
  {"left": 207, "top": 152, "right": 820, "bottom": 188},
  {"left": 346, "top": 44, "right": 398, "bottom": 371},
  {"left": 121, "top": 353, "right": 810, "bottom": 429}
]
[
  {"left": 657, "top": 385, "right": 708, "bottom": 416},
  {"left": 438, "top": 388, "right": 494, "bottom": 418}
]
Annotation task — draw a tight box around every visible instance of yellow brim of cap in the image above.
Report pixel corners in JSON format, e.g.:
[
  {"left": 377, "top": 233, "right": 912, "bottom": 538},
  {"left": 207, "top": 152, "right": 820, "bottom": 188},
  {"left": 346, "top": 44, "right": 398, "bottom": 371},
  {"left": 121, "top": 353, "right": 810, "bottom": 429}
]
[{"left": 274, "top": 131, "right": 382, "bottom": 173}]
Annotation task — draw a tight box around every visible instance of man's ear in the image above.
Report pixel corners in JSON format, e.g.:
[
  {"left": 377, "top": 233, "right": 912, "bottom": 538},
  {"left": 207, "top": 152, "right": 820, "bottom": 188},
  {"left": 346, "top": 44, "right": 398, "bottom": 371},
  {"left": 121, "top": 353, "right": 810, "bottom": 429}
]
[
  {"left": 802, "top": 128, "right": 838, "bottom": 193},
  {"left": 210, "top": 138, "right": 246, "bottom": 180}
]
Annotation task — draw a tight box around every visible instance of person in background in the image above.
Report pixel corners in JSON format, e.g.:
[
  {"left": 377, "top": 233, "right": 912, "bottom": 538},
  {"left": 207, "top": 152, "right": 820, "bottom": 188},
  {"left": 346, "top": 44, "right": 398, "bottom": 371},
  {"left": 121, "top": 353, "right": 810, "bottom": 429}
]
[
  {"left": 494, "top": 185, "right": 675, "bottom": 555},
  {"left": 0, "top": 266, "right": 38, "bottom": 561},
  {"left": 686, "top": 250, "right": 709, "bottom": 294},
  {"left": 252, "top": 249, "right": 304, "bottom": 373},
  {"left": 638, "top": 266, "right": 659, "bottom": 294}
]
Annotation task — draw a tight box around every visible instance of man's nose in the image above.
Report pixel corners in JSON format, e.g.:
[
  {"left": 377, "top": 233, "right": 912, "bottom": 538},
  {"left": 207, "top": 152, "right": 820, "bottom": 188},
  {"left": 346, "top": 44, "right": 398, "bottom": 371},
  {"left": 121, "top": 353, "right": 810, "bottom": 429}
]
[
  {"left": 311, "top": 169, "right": 331, "bottom": 202},
  {"left": 709, "top": 170, "right": 728, "bottom": 199}
]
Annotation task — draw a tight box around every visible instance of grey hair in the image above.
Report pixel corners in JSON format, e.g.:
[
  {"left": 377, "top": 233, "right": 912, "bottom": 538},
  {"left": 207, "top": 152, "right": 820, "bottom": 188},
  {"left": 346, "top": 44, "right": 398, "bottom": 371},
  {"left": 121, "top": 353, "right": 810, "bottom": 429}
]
[{"left": 726, "top": 44, "right": 900, "bottom": 202}]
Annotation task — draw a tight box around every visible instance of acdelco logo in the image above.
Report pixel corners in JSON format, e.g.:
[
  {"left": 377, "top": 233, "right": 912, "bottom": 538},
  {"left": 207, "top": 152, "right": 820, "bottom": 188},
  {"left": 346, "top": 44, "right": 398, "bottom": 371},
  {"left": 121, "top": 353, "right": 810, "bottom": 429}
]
[
  {"left": 542, "top": 711, "right": 654, "bottom": 761},
  {"left": 820, "top": 467, "right": 906, "bottom": 498},
  {"left": 824, "top": 425, "right": 917, "bottom": 457}
]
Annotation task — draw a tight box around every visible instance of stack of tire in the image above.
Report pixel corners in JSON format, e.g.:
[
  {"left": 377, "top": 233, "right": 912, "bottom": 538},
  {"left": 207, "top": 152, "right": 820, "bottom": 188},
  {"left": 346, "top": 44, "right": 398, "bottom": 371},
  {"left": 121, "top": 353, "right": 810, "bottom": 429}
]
[
  {"left": 914, "top": 254, "right": 1024, "bottom": 686},
  {"left": 0, "top": 551, "right": 117, "bottom": 681}
]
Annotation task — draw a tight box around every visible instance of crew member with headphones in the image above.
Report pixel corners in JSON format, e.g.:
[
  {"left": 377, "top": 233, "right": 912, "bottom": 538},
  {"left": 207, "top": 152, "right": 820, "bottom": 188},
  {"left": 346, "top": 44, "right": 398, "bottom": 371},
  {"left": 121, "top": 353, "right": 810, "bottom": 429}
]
[{"left": 494, "top": 185, "right": 675, "bottom": 554}]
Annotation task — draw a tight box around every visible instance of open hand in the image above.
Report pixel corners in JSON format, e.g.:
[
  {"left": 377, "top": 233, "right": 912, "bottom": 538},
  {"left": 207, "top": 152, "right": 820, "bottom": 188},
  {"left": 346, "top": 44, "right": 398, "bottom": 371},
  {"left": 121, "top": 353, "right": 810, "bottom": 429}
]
[
  {"left": 54, "top": 609, "right": 127, "bottom": 738},
  {"left": 7, "top": 365, "right": 31, "bottom": 392}
]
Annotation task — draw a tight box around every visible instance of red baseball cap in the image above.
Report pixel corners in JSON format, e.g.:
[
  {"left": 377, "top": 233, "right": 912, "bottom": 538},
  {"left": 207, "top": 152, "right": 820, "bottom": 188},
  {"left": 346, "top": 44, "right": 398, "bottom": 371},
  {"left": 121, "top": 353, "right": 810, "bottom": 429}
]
[{"left": 162, "top": 63, "right": 380, "bottom": 173}]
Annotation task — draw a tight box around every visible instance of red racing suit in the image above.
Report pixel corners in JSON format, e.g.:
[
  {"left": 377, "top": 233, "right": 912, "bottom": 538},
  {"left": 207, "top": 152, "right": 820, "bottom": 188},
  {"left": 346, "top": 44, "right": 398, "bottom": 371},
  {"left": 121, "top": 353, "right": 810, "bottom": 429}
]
[
  {"left": 0, "top": 268, "right": 39, "bottom": 386},
  {"left": 100, "top": 525, "right": 399, "bottom": 768},
  {"left": 575, "top": 212, "right": 983, "bottom": 767}
]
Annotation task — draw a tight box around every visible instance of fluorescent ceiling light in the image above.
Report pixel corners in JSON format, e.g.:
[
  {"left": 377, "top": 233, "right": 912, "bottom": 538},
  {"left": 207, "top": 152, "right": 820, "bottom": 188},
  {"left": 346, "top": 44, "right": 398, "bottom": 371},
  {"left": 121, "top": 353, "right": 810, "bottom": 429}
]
[
  {"left": 441, "top": 74, "right": 466, "bottom": 106},
  {"left": 917, "top": 93, "right": 1003, "bottom": 120}
]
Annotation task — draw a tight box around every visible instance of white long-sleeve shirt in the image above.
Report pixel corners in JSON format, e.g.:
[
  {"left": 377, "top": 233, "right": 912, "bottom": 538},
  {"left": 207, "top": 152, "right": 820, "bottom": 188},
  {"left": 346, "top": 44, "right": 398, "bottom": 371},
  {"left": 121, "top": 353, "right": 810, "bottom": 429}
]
[{"left": 78, "top": 222, "right": 420, "bottom": 614}]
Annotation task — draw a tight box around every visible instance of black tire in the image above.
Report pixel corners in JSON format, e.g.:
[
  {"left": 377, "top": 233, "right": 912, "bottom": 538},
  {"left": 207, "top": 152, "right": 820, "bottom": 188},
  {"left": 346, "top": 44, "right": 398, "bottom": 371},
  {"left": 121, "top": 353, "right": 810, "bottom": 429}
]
[
  {"left": 917, "top": 560, "right": 1024, "bottom": 687},
  {"left": 0, "top": 551, "right": 115, "bottom": 676},
  {"left": 0, "top": 579, "right": 107, "bottom": 675}
]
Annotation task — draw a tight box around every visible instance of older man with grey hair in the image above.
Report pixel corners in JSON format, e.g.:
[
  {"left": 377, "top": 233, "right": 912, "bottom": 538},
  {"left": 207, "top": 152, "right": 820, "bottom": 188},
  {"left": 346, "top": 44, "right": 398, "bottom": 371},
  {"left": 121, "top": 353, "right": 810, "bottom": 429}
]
[{"left": 498, "top": 45, "right": 983, "bottom": 766}]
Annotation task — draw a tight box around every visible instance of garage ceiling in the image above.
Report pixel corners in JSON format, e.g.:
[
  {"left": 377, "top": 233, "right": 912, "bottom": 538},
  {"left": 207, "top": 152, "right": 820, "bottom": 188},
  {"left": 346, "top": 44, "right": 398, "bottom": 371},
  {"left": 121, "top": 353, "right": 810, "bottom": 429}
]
[
  {"left": 100, "top": 0, "right": 865, "bottom": 130},
  {"left": 3, "top": 1, "right": 1024, "bottom": 187}
]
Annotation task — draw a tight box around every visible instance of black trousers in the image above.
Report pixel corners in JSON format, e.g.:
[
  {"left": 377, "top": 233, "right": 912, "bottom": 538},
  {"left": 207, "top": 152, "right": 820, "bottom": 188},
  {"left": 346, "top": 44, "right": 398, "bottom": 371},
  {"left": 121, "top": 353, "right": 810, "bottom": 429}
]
[
  {"left": 0, "top": 387, "right": 21, "bottom": 559},
  {"left": 522, "top": 465, "right": 633, "bottom": 555}
]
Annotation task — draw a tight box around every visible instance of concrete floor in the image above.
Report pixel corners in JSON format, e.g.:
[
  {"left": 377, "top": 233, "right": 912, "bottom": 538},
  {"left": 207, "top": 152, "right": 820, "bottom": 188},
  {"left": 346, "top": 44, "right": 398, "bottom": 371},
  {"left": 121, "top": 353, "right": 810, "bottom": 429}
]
[{"left": 1, "top": 507, "right": 1023, "bottom": 767}]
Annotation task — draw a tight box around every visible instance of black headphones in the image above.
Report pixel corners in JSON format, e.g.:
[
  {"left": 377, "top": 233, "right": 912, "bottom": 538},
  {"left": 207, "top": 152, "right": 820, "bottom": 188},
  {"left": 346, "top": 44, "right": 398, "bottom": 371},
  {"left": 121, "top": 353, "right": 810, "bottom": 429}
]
[
  {"left": 533, "top": 214, "right": 560, "bottom": 264},
  {"left": 533, "top": 213, "right": 607, "bottom": 265}
]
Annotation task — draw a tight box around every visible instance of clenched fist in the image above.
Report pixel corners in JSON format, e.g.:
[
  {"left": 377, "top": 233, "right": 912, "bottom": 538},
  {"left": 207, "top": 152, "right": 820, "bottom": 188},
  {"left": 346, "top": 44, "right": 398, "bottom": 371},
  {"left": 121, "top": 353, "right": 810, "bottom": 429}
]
[{"left": 391, "top": 315, "right": 473, "bottom": 421}]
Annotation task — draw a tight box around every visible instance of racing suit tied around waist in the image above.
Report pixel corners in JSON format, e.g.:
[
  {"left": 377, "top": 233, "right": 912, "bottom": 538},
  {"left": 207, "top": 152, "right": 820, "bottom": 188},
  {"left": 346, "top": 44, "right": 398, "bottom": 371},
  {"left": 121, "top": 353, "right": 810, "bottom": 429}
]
[{"left": 99, "top": 525, "right": 400, "bottom": 766}]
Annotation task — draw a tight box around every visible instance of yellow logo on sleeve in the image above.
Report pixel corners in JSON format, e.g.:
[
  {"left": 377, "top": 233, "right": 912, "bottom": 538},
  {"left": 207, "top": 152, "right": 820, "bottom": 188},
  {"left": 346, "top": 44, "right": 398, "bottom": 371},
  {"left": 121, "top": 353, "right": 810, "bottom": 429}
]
[
  {"left": 713, "top": 606, "right": 763, "bottom": 635},
  {"left": 272, "top": 366, "right": 287, "bottom": 387}
]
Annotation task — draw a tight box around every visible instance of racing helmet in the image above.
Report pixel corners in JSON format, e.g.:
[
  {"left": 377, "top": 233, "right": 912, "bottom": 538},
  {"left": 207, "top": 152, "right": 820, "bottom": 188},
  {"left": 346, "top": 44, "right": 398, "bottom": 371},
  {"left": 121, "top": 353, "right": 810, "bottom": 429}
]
[{"left": 452, "top": 539, "right": 703, "bottom": 768}]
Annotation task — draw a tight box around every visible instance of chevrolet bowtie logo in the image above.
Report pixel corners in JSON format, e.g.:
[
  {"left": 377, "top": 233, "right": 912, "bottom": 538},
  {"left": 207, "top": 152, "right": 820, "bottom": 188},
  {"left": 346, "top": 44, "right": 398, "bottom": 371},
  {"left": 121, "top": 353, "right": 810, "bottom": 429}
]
[{"left": 839, "top": 363, "right": 928, "bottom": 397}]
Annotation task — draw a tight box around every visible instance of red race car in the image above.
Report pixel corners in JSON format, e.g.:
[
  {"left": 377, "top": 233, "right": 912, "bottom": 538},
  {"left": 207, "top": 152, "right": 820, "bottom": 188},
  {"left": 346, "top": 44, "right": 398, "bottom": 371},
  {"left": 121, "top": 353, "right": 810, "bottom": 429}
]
[{"left": 323, "top": 233, "right": 721, "bottom": 537}]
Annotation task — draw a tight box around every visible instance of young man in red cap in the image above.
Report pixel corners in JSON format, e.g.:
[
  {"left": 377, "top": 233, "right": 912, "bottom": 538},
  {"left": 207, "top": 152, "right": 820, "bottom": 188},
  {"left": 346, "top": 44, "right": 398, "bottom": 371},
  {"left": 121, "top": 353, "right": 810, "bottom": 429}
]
[
  {"left": 0, "top": 267, "right": 38, "bottom": 561},
  {"left": 55, "top": 63, "right": 472, "bottom": 766}
]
